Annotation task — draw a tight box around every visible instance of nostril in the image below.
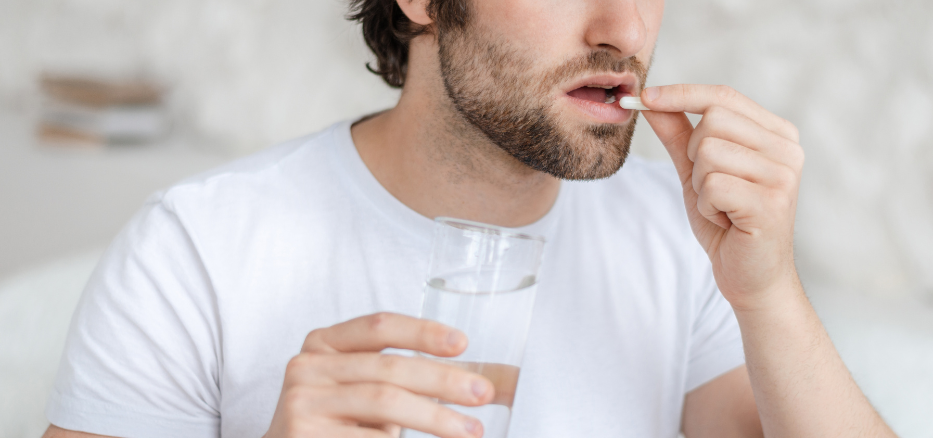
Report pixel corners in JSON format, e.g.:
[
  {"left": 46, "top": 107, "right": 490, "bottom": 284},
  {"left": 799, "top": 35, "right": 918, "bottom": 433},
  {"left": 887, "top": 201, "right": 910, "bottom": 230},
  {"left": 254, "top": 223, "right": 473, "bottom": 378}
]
[{"left": 596, "top": 44, "right": 622, "bottom": 54}]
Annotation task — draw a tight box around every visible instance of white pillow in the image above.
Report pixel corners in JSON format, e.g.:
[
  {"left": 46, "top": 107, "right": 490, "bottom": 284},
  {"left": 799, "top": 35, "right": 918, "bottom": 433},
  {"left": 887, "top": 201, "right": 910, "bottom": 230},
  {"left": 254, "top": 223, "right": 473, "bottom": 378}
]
[{"left": 0, "top": 249, "right": 102, "bottom": 438}]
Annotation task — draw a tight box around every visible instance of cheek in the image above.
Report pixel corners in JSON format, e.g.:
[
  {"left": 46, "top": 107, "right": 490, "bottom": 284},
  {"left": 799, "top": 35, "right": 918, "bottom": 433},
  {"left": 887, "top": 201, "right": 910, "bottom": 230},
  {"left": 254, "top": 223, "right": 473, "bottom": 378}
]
[
  {"left": 473, "top": 0, "right": 581, "bottom": 62},
  {"left": 637, "top": 0, "right": 665, "bottom": 61}
]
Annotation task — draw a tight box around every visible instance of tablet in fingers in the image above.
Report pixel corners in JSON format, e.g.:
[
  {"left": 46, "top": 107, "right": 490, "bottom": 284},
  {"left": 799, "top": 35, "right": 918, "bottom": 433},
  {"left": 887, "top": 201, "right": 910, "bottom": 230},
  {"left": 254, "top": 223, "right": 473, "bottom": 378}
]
[{"left": 642, "top": 84, "right": 795, "bottom": 141}]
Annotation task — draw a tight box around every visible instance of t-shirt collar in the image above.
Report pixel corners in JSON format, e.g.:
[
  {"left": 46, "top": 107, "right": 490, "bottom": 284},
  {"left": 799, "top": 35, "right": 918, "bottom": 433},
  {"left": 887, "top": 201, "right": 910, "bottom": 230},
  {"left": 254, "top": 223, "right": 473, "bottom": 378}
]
[{"left": 330, "top": 119, "right": 566, "bottom": 244}]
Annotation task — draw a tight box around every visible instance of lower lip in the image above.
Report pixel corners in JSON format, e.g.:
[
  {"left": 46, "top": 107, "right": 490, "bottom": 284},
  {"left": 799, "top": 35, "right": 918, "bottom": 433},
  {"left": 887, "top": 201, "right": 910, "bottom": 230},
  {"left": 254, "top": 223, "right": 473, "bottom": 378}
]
[{"left": 562, "top": 95, "right": 634, "bottom": 124}]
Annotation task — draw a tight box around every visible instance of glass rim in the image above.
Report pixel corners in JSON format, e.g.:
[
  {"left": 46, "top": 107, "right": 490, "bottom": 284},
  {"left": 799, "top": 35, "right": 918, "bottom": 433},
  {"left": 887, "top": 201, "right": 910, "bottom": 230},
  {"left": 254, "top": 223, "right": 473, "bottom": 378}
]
[{"left": 434, "top": 216, "right": 546, "bottom": 243}]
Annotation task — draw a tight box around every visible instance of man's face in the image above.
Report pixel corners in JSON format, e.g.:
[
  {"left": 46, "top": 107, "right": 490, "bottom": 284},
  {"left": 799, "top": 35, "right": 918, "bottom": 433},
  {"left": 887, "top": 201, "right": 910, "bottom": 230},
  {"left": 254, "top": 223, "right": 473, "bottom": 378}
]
[{"left": 437, "top": 0, "right": 664, "bottom": 180}]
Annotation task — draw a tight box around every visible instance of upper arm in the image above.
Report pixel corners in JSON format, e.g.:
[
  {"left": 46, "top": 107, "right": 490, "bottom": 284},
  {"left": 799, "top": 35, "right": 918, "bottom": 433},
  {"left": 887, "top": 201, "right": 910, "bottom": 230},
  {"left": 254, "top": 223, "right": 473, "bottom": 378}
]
[
  {"left": 43, "top": 424, "right": 115, "bottom": 438},
  {"left": 46, "top": 198, "right": 222, "bottom": 437},
  {"left": 682, "top": 365, "right": 763, "bottom": 438}
]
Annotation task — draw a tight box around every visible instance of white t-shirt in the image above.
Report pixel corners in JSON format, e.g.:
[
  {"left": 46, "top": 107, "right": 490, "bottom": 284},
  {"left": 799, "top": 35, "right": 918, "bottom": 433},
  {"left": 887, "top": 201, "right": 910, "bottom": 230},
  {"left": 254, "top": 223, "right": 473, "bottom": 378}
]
[{"left": 47, "top": 120, "right": 744, "bottom": 438}]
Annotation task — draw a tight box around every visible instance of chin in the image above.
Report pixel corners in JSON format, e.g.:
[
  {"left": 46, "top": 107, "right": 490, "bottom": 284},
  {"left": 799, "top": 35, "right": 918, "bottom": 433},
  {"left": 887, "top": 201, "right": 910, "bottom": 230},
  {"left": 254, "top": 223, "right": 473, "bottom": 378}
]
[{"left": 543, "top": 123, "right": 632, "bottom": 181}]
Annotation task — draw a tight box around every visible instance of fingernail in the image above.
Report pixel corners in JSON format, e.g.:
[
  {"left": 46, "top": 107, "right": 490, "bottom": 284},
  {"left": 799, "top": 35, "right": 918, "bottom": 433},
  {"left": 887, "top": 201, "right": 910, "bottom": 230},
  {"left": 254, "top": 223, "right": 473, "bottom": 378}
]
[
  {"left": 447, "top": 330, "right": 465, "bottom": 348},
  {"left": 464, "top": 418, "right": 482, "bottom": 436},
  {"left": 644, "top": 87, "right": 660, "bottom": 101},
  {"left": 471, "top": 379, "right": 488, "bottom": 399}
]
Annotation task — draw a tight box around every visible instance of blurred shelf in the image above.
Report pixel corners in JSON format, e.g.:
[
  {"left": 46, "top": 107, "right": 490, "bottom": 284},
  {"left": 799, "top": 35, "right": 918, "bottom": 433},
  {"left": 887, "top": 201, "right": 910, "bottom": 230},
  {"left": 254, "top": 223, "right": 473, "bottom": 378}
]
[{"left": 0, "top": 105, "right": 231, "bottom": 279}]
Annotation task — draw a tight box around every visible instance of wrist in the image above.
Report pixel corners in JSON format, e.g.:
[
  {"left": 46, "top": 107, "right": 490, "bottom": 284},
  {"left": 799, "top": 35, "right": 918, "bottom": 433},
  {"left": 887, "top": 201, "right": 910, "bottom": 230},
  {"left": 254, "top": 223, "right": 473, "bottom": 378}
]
[{"left": 727, "top": 272, "right": 806, "bottom": 316}]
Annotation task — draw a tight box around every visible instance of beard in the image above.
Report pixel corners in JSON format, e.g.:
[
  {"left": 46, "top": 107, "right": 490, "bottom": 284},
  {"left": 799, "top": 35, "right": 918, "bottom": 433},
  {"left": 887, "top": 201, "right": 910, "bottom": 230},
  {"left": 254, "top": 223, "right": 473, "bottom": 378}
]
[{"left": 437, "top": 27, "right": 649, "bottom": 180}]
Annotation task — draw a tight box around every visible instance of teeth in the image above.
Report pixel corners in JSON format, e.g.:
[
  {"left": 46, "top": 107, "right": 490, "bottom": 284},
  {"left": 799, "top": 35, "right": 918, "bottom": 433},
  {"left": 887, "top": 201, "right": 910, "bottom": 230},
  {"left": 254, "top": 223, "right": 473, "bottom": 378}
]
[
  {"left": 585, "top": 85, "right": 615, "bottom": 89},
  {"left": 604, "top": 94, "right": 617, "bottom": 104}
]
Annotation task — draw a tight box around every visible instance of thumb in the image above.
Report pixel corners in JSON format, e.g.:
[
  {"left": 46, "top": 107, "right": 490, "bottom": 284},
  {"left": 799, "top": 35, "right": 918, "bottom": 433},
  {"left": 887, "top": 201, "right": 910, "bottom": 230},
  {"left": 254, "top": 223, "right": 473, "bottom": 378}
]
[{"left": 641, "top": 109, "right": 695, "bottom": 186}]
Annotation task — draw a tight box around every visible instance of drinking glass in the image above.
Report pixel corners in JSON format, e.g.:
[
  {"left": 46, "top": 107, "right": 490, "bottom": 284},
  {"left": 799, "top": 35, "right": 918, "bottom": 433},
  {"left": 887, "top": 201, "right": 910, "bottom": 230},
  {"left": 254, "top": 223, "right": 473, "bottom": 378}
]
[{"left": 402, "top": 217, "right": 545, "bottom": 438}]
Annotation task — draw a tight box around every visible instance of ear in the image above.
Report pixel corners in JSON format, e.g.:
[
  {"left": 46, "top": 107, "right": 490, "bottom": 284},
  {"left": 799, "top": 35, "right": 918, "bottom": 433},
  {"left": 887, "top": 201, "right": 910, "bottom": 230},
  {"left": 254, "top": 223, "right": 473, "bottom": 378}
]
[{"left": 396, "top": 0, "right": 433, "bottom": 26}]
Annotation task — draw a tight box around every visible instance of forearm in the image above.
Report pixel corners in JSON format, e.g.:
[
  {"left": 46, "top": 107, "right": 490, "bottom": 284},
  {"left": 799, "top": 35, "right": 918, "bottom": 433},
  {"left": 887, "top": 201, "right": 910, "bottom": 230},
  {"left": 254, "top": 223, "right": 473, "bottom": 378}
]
[
  {"left": 734, "top": 279, "right": 895, "bottom": 438},
  {"left": 641, "top": 84, "right": 895, "bottom": 436}
]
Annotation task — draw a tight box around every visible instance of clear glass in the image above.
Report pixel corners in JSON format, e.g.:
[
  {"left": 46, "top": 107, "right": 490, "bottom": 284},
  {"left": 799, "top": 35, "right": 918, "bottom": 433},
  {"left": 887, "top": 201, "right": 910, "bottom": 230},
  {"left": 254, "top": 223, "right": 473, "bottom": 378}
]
[{"left": 403, "top": 217, "right": 545, "bottom": 438}]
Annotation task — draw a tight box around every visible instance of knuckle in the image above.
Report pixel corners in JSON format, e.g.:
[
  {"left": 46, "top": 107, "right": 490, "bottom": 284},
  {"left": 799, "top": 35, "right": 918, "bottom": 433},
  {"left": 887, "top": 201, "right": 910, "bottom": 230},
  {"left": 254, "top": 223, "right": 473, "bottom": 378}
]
[
  {"left": 282, "top": 386, "right": 311, "bottom": 410},
  {"left": 303, "top": 328, "right": 326, "bottom": 351},
  {"left": 774, "top": 166, "right": 798, "bottom": 190},
  {"left": 695, "top": 137, "right": 720, "bottom": 162},
  {"left": 715, "top": 84, "right": 738, "bottom": 101},
  {"left": 377, "top": 354, "right": 404, "bottom": 379},
  {"left": 369, "top": 384, "right": 403, "bottom": 406},
  {"left": 703, "top": 172, "right": 726, "bottom": 192},
  {"left": 768, "top": 189, "right": 794, "bottom": 211},
  {"left": 368, "top": 312, "right": 393, "bottom": 333},
  {"left": 286, "top": 353, "right": 313, "bottom": 375}
]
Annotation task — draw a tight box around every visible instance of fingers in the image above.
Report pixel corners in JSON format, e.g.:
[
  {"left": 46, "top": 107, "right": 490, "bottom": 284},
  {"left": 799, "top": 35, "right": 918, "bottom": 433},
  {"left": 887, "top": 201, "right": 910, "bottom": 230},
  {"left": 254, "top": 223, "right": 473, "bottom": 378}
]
[
  {"left": 641, "top": 110, "right": 696, "bottom": 186},
  {"left": 451, "top": 362, "right": 520, "bottom": 407},
  {"left": 290, "top": 423, "right": 394, "bottom": 438},
  {"left": 687, "top": 107, "right": 804, "bottom": 172},
  {"left": 290, "top": 383, "right": 484, "bottom": 438},
  {"left": 696, "top": 173, "right": 766, "bottom": 232},
  {"left": 271, "top": 314, "right": 488, "bottom": 438},
  {"left": 691, "top": 137, "right": 798, "bottom": 196},
  {"left": 303, "top": 312, "right": 467, "bottom": 357},
  {"left": 642, "top": 101, "right": 802, "bottom": 237},
  {"left": 641, "top": 84, "right": 799, "bottom": 142},
  {"left": 286, "top": 353, "right": 494, "bottom": 406}
]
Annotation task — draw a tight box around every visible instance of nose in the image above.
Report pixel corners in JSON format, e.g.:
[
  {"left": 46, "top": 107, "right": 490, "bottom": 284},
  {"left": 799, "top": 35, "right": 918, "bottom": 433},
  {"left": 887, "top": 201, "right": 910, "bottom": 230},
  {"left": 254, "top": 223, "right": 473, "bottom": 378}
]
[{"left": 583, "top": 0, "right": 648, "bottom": 58}]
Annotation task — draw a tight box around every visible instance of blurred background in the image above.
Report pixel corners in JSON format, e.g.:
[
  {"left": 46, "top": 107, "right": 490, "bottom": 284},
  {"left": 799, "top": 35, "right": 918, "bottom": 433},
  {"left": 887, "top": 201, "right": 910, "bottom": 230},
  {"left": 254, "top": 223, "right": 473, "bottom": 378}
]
[{"left": 1, "top": 0, "right": 931, "bottom": 436}]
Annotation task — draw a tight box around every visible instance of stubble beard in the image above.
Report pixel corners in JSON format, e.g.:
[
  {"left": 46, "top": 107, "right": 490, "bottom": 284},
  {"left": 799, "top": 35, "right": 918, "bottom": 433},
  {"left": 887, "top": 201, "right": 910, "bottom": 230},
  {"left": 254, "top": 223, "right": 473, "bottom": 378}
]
[{"left": 437, "top": 27, "right": 649, "bottom": 181}]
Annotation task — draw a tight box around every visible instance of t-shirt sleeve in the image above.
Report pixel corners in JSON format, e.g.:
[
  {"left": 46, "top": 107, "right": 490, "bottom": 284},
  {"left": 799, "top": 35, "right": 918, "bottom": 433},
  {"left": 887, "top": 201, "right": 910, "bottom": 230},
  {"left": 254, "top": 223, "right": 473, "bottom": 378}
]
[
  {"left": 46, "top": 193, "right": 222, "bottom": 438},
  {"left": 684, "top": 247, "right": 746, "bottom": 393}
]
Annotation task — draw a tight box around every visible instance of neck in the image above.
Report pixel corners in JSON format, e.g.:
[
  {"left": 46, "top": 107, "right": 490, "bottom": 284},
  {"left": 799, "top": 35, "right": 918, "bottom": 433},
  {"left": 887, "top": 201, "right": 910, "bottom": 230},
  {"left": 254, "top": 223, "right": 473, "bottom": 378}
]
[{"left": 351, "top": 42, "right": 560, "bottom": 228}]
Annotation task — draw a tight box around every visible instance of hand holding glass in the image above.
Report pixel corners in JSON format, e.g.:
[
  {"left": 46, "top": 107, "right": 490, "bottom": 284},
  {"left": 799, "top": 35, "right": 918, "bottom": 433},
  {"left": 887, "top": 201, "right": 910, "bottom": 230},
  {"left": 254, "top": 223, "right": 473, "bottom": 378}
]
[{"left": 403, "top": 217, "right": 545, "bottom": 438}]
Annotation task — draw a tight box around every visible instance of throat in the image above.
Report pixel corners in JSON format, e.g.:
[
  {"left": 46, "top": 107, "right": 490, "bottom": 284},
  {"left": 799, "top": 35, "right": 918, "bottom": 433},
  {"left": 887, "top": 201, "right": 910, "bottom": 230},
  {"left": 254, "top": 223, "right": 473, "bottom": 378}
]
[{"left": 351, "top": 105, "right": 561, "bottom": 228}]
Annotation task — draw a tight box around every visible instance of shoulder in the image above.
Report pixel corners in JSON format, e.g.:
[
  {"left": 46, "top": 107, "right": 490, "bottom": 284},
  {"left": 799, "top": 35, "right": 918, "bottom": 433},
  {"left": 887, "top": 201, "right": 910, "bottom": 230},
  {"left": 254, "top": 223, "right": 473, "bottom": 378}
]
[
  {"left": 149, "top": 122, "right": 347, "bottom": 218},
  {"left": 168, "top": 124, "right": 339, "bottom": 198}
]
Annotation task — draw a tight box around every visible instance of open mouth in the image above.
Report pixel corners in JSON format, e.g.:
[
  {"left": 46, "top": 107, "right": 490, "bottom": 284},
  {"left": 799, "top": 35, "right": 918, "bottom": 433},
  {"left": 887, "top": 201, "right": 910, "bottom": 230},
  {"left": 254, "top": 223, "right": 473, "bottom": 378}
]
[
  {"left": 561, "top": 75, "right": 639, "bottom": 123},
  {"left": 566, "top": 84, "right": 628, "bottom": 105}
]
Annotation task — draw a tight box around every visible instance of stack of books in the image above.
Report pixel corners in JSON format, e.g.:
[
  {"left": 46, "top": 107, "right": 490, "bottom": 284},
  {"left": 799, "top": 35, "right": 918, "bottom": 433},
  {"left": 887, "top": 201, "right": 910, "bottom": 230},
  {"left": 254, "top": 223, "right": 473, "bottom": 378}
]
[{"left": 37, "top": 76, "right": 169, "bottom": 147}]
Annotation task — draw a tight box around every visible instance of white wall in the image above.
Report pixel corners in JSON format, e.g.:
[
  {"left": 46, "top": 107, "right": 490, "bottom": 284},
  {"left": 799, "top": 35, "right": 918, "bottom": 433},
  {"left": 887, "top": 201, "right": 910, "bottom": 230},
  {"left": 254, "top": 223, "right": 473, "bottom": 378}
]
[
  {"left": 1, "top": 0, "right": 932, "bottom": 299},
  {"left": 636, "top": 0, "right": 933, "bottom": 300}
]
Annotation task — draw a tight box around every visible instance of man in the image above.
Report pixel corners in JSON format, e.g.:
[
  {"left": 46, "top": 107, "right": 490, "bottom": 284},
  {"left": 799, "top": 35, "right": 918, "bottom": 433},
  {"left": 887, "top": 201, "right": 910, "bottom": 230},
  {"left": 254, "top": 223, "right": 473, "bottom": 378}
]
[{"left": 44, "top": 0, "right": 894, "bottom": 437}]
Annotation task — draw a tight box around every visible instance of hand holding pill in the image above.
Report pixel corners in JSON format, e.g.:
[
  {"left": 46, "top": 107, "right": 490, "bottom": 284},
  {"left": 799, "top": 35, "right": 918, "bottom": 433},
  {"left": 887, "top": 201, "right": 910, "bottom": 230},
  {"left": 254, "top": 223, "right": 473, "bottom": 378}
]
[{"left": 637, "top": 85, "right": 803, "bottom": 312}]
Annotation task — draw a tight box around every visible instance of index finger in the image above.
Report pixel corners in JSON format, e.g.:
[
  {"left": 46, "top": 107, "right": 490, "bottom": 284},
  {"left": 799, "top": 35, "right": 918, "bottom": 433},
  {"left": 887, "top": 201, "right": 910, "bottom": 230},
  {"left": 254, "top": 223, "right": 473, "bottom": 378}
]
[
  {"left": 302, "top": 312, "right": 468, "bottom": 357},
  {"left": 640, "top": 84, "right": 799, "bottom": 142}
]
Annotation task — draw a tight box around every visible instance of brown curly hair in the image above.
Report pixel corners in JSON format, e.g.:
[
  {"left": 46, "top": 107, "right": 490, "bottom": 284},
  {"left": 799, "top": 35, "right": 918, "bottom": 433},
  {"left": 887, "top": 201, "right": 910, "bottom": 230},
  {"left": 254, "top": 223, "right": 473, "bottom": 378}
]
[{"left": 347, "top": 0, "right": 471, "bottom": 88}]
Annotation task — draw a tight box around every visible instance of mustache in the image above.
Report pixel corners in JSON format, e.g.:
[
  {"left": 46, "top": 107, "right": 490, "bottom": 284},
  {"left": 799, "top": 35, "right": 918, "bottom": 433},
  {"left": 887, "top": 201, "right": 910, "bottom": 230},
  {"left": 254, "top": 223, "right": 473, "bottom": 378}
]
[{"left": 540, "top": 51, "right": 649, "bottom": 92}]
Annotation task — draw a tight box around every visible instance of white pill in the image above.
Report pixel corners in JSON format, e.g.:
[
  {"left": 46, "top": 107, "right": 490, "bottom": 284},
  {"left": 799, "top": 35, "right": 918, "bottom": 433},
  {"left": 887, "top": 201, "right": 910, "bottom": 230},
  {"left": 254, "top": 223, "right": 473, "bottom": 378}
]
[{"left": 620, "top": 96, "right": 650, "bottom": 111}]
